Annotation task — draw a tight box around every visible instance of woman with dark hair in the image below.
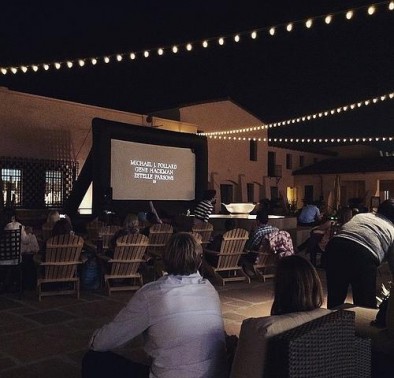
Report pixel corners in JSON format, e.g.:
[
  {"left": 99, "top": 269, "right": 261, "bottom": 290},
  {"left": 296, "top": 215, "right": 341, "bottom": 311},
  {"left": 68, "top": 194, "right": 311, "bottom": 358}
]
[
  {"left": 82, "top": 232, "right": 227, "bottom": 378},
  {"left": 325, "top": 198, "right": 394, "bottom": 309},
  {"left": 271, "top": 255, "right": 323, "bottom": 315}
]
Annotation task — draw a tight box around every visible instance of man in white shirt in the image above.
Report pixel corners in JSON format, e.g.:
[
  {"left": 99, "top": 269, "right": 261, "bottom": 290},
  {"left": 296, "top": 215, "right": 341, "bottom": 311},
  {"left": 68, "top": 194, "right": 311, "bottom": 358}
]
[{"left": 82, "top": 232, "right": 227, "bottom": 378}]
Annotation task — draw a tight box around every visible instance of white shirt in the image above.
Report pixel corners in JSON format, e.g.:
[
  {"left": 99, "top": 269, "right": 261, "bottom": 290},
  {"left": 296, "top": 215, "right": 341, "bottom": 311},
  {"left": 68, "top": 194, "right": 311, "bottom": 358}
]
[
  {"left": 4, "top": 221, "right": 40, "bottom": 254},
  {"left": 90, "top": 273, "right": 227, "bottom": 378}
]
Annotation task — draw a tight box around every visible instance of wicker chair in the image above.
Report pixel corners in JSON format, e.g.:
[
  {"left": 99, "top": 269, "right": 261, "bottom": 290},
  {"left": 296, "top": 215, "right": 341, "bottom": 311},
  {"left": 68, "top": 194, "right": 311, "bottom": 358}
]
[
  {"left": 265, "top": 310, "right": 371, "bottom": 377},
  {"left": 104, "top": 233, "right": 149, "bottom": 295},
  {"left": 231, "top": 310, "right": 371, "bottom": 378},
  {"left": 37, "top": 234, "right": 84, "bottom": 301},
  {"left": 203, "top": 228, "right": 250, "bottom": 286}
]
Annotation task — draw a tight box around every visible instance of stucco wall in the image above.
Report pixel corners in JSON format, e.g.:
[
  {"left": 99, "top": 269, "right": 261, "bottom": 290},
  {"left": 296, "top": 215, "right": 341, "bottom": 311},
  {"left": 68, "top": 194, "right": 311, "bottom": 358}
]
[
  {"left": 179, "top": 100, "right": 328, "bottom": 210},
  {"left": 0, "top": 87, "right": 197, "bottom": 169}
]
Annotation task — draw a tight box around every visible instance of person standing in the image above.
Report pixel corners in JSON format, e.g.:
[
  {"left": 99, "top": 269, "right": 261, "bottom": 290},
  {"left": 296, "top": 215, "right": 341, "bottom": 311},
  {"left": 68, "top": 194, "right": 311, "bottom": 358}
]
[
  {"left": 193, "top": 189, "right": 216, "bottom": 225},
  {"left": 325, "top": 198, "right": 394, "bottom": 309},
  {"left": 82, "top": 232, "right": 227, "bottom": 378}
]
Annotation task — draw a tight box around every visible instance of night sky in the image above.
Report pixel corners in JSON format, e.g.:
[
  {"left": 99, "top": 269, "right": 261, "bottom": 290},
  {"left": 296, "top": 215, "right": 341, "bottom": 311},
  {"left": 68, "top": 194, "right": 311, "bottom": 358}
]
[{"left": 1, "top": 0, "right": 393, "bottom": 147}]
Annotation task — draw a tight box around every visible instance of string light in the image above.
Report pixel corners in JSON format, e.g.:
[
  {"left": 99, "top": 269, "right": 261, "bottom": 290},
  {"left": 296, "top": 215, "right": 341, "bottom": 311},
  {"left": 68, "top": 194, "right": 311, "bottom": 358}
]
[
  {"left": 203, "top": 135, "right": 394, "bottom": 144},
  {"left": 199, "top": 89, "right": 394, "bottom": 136},
  {"left": 1, "top": 1, "right": 391, "bottom": 75}
]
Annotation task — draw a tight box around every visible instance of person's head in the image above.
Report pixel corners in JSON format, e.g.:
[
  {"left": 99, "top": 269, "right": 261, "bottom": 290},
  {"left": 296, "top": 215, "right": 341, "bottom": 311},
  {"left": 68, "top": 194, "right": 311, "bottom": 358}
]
[
  {"left": 47, "top": 210, "right": 60, "bottom": 224},
  {"left": 271, "top": 255, "right": 323, "bottom": 315},
  {"left": 202, "top": 189, "right": 216, "bottom": 201},
  {"left": 163, "top": 232, "right": 202, "bottom": 275},
  {"left": 303, "top": 197, "right": 313, "bottom": 206},
  {"left": 146, "top": 211, "right": 158, "bottom": 225},
  {"left": 123, "top": 213, "right": 139, "bottom": 231},
  {"left": 224, "top": 218, "right": 237, "bottom": 231},
  {"left": 339, "top": 207, "right": 353, "bottom": 224},
  {"left": 256, "top": 210, "right": 269, "bottom": 225},
  {"left": 52, "top": 218, "right": 72, "bottom": 237},
  {"left": 377, "top": 199, "right": 394, "bottom": 223}
]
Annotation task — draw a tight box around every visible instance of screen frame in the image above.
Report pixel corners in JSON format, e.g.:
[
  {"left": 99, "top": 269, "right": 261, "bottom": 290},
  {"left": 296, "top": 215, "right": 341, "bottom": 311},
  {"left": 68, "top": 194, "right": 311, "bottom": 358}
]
[{"left": 91, "top": 117, "right": 208, "bottom": 217}]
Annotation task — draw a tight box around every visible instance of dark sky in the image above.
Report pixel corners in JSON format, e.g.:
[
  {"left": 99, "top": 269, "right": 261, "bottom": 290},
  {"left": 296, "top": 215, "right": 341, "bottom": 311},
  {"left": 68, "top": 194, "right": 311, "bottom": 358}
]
[{"left": 1, "top": 0, "right": 393, "bottom": 145}]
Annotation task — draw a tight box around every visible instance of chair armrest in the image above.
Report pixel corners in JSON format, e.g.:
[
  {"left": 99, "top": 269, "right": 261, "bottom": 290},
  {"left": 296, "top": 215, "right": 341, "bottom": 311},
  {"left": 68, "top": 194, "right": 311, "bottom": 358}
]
[{"left": 40, "top": 261, "right": 83, "bottom": 266}]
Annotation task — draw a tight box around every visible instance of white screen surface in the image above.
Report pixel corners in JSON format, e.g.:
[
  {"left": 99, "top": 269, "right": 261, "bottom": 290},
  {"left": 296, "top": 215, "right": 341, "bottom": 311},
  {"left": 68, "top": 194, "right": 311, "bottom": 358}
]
[{"left": 111, "top": 139, "right": 196, "bottom": 200}]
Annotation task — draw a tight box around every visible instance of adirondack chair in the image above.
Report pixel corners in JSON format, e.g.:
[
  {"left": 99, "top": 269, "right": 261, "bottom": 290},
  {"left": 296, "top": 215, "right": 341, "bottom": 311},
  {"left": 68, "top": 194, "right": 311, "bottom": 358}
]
[
  {"left": 252, "top": 230, "right": 294, "bottom": 281},
  {"left": 86, "top": 219, "right": 105, "bottom": 241},
  {"left": 191, "top": 222, "right": 214, "bottom": 246},
  {"left": 0, "top": 227, "right": 22, "bottom": 298},
  {"left": 37, "top": 234, "right": 84, "bottom": 301},
  {"left": 146, "top": 223, "right": 173, "bottom": 258},
  {"left": 98, "top": 225, "right": 121, "bottom": 251},
  {"left": 146, "top": 223, "right": 173, "bottom": 279},
  {"left": 203, "top": 228, "right": 250, "bottom": 286},
  {"left": 104, "top": 233, "right": 149, "bottom": 295}
]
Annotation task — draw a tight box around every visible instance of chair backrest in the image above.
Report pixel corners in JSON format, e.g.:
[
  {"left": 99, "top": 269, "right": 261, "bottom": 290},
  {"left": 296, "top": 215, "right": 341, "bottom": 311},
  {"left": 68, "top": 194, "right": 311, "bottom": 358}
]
[
  {"left": 99, "top": 225, "right": 121, "bottom": 249},
  {"left": 148, "top": 223, "right": 173, "bottom": 247},
  {"left": 44, "top": 234, "right": 84, "bottom": 279},
  {"left": 86, "top": 220, "right": 105, "bottom": 241},
  {"left": 217, "top": 228, "right": 249, "bottom": 268},
  {"left": 0, "top": 228, "right": 22, "bottom": 265},
  {"left": 42, "top": 222, "right": 54, "bottom": 242},
  {"left": 231, "top": 310, "right": 371, "bottom": 378},
  {"left": 192, "top": 222, "right": 213, "bottom": 245},
  {"left": 110, "top": 233, "right": 149, "bottom": 276},
  {"left": 264, "top": 310, "right": 371, "bottom": 378}
]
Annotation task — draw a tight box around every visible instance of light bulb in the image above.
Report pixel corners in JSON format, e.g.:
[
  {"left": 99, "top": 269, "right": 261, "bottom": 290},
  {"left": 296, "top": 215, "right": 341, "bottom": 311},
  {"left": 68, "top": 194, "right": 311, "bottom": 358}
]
[
  {"left": 325, "top": 15, "right": 332, "bottom": 24},
  {"left": 269, "top": 27, "right": 275, "bottom": 36}
]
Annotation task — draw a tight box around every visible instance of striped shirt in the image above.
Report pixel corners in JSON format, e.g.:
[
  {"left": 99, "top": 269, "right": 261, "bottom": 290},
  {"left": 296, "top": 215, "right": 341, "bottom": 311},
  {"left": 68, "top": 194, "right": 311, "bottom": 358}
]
[{"left": 194, "top": 200, "right": 214, "bottom": 223}]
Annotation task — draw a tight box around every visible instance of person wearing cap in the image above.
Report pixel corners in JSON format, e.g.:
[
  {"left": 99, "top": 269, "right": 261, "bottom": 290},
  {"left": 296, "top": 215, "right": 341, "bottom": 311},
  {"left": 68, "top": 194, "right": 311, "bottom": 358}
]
[{"left": 193, "top": 189, "right": 216, "bottom": 225}]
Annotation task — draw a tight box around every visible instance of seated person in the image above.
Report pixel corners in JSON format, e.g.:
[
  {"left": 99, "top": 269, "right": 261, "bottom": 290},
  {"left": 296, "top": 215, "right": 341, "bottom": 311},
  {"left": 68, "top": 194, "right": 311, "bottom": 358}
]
[
  {"left": 231, "top": 255, "right": 329, "bottom": 378},
  {"left": 244, "top": 210, "right": 279, "bottom": 263},
  {"left": 140, "top": 211, "right": 162, "bottom": 236},
  {"left": 4, "top": 212, "right": 39, "bottom": 254},
  {"left": 51, "top": 218, "right": 73, "bottom": 237},
  {"left": 297, "top": 198, "right": 322, "bottom": 226},
  {"left": 307, "top": 214, "right": 334, "bottom": 267},
  {"left": 208, "top": 219, "right": 237, "bottom": 252},
  {"left": 82, "top": 232, "right": 228, "bottom": 378},
  {"left": 108, "top": 213, "right": 140, "bottom": 256}
]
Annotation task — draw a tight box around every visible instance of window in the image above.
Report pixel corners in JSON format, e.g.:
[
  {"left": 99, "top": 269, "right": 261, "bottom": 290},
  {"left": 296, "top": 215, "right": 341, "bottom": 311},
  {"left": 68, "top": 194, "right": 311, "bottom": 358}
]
[
  {"left": 249, "top": 140, "right": 257, "bottom": 161},
  {"left": 2, "top": 168, "right": 22, "bottom": 206},
  {"left": 268, "top": 151, "right": 276, "bottom": 176},
  {"left": 220, "top": 184, "right": 234, "bottom": 204},
  {"left": 299, "top": 155, "right": 305, "bottom": 167},
  {"left": 45, "top": 170, "right": 63, "bottom": 207},
  {"left": 286, "top": 154, "right": 293, "bottom": 169}
]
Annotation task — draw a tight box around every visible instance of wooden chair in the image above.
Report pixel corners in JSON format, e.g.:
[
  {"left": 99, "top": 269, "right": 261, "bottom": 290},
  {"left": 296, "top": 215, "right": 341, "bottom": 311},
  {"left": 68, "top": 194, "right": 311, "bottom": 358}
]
[
  {"left": 146, "top": 223, "right": 173, "bottom": 258},
  {"left": 86, "top": 219, "right": 105, "bottom": 241},
  {"left": 98, "top": 225, "right": 121, "bottom": 251},
  {"left": 203, "top": 228, "right": 250, "bottom": 286},
  {"left": 0, "top": 228, "right": 22, "bottom": 298},
  {"left": 41, "top": 222, "right": 54, "bottom": 243},
  {"left": 37, "top": 234, "right": 84, "bottom": 301},
  {"left": 192, "top": 222, "right": 214, "bottom": 246},
  {"left": 104, "top": 233, "right": 149, "bottom": 295},
  {"left": 146, "top": 223, "right": 173, "bottom": 279}
]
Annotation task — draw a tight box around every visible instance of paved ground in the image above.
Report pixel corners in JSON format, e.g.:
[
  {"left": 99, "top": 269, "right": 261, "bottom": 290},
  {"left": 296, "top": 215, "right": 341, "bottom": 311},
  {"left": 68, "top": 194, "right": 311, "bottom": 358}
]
[{"left": 0, "top": 259, "right": 390, "bottom": 378}]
